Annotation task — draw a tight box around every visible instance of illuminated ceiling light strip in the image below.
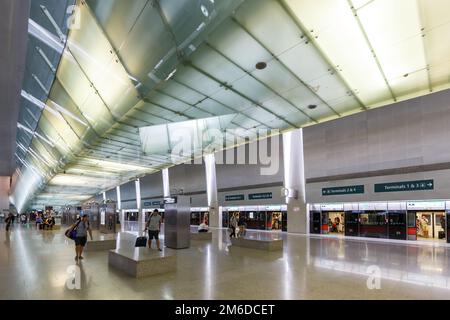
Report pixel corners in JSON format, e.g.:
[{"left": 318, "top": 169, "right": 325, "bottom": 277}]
[
  {"left": 28, "top": 19, "right": 64, "bottom": 53},
  {"left": 14, "top": 154, "right": 43, "bottom": 178},
  {"left": 22, "top": 89, "right": 87, "bottom": 127},
  {"left": 348, "top": 0, "right": 396, "bottom": 101},
  {"left": 48, "top": 101, "right": 88, "bottom": 126},
  {"left": 39, "top": 5, "right": 66, "bottom": 43},
  {"left": 164, "top": 69, "right": 177, "bottom": 81},
  {"left": 31, "top": 74, "right": 49, "bottom": 95},
  {"left": 35, "top": 46, "right": 56, "bottom": 73},
  {"left": 17, "top": 122, "right": 55, "bottom": 148}
]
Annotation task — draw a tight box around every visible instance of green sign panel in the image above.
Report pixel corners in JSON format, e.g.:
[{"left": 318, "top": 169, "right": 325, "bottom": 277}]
[
  {"left": 225, "top": 194, "right": 245, "bottom": 201},
  {"left": 248, "top": 192, "right": 272, "bottom": 200},
  {"left": 374, "top": 180, "right": 434, "bottom": 193},
  {"left": 322, "top": 185, "right": 365, "bottom": 196},
  {"left": 152, "top": 201, "right": 161, "bottom": 206}
]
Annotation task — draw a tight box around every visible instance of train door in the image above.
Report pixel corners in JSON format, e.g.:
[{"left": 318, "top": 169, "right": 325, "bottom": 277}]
[
  {"left": 345, "top": 211, "right": 359, "bottom": 236},
  {"left": 309, "top": 211, "right": 321, "bottom": 234},
  {"left": 416, "top": 212, "right": 445, "bottom": 241},
  {"left": 388, "top": 211, "right": 407, "bottom": 240},
  {"left": 328, "top": 212, "right": 344, "bottom": 235},
  {"left": 447, "top": 210, "right": 450, "bottom": 244},
  {"left": 407, "top": 211, "right": 417, "bottom": 240},
  {"left": 281, "top": 210, "right": 287, "bottom": 232},
  {"left": 321, "top": 212, "right": 329, "bottom": 234}
]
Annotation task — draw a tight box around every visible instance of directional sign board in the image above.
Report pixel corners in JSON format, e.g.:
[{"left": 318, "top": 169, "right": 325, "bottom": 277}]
[
  {"left": 322, "top": 185, "right": 364, "bottom": 196},
  {"left": 374, "top": 180, "right": 434, "bottom": 193}
]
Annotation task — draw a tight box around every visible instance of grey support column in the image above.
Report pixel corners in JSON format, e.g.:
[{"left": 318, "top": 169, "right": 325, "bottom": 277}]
[
  {"left": 204, "top": 153, "right": 220, "bottom": 228},
  {"left": 135, "top": 178, "right": 143, "bottom": 231},
  {"left": 283, "top": 129, "right": 307, "bottom": 234}
]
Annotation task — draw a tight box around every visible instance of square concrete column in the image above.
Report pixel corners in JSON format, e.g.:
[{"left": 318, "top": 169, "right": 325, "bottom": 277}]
[
  {"left": 204, "top": 153, "right": 220, "bottom": 228},
  {"left": 283, "top": 129, "right": 307, "bottom": 234}
]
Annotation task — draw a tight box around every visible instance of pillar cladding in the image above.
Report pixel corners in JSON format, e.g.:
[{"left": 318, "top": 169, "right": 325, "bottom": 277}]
[
  {"left": 204, "top": 153, "right": 220, "bottom": 228},
  {"left": 162, "top": 168, "right": 170, "bottom": 198},
  {"left": 283, "top": 129, "right": 307, "bottom": 234}
]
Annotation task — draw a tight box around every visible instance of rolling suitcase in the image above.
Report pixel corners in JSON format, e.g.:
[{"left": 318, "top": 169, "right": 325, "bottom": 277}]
[
  {"left": 135, "top": 232, "right": 148, "bottom": 247},
  {"left": 438, "top": 230, "right": 445, "bottom": 239}
]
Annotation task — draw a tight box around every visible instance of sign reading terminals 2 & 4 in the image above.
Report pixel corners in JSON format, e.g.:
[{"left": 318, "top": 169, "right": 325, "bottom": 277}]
[
  {"left": 374, "top": 180, "right": 434, "bottom": 193},
  {"left": 322, "top": 185, "right": 364, "bottom": 196}
]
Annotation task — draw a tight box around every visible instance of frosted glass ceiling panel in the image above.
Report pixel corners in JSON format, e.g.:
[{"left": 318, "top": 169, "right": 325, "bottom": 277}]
[
  {"left": 211, "top": 89, "right": 253, "bottom": 112},
  {"left": 87, "top": 0, "right": 148, "bottom": 51},
  {"left": 278, "top": 41, "right": 331, "bottom": 83},
  {"left": 196, "top": 98, "right": 235, "bottom": 116},
  {"left": 357, "top": 0, "right": 426, "bottom": 83},
  {"left": 232, "top": 114, "right": 261, "bottom": 129},
  {"left": 261, "top": 96, "right": 300, "bottom": 117},
  {"left": 251, "top": 59, "right": 300, "bottom": 95},
  {"left": 242, "top": 106, "right": 277, "bottom": 124},
  {"left": 146, "top": 91, "right": 192, "bottom": 114},
  {"left": 207, "top": 19, "right": 272, "bottom": 72},
  {"left": 284, "top": 0, "right": 391, "bottom": 106},
  {"left": 388, "top": 69, "right": 429, "bottom": 98},
  {"left": 190, "top": 46, "right": 247, "bottom": 85},
  {"left": 67, "top": 3, "right": 139, "bottom": 119},
  {"left": 128, "top": 109, "right": 168, "bottom": 125},
  {"left": 183, "top": 107, "right": 212, "bottom": 119},
  {"left": 49, "top": 80, "right": 88, "bottom": 138},
  {"left": 90, "top": 0, "right": 173, "bottom": 89},
  {"left": 174, "top": 66, "right": 222, "bottom": 96},
  {"left": 308, "top": 73, "right": 356, "bottom": 105},
  {"left": 234, "top": 0, "right": 304, "bottom": 56},
  {"left": 231, "top": 75, "right": 276, "bottom": 104},
  {"left": 159, "top": 81, "right": 205, "bottom": 105}
]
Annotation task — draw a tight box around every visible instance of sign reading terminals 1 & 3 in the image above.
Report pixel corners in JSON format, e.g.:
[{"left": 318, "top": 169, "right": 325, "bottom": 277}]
[{"left": 374, "top": 179, "right": 434, "bottom": 193}]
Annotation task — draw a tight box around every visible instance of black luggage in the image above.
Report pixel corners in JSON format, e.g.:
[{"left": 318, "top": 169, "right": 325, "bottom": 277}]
[
  {"left": 135, "top": 232, "right": 148, "bottom": 247},
  {"left": 438, "top": 230, "right": 445, "bottom": 239}
]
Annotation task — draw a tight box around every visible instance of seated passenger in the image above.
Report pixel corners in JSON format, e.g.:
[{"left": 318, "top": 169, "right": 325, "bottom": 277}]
[{"left": 198, "top": 221, "right": 209, "bottom": 233}]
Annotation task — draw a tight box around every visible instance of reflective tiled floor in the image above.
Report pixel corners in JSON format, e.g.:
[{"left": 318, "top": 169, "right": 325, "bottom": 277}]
[{"left": 1, "top": 222, "right": 450, "bottom": 299}]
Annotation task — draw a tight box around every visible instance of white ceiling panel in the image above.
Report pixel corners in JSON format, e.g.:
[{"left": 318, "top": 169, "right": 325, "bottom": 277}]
[
  {"left": 278, "top": 41, "right": 331, "bottom": 83},
  {"left": 196, "top": 98, "right": 235, "bottom": 116},
  {"left": 207, "top": 19, "right": 273, "bottom": 72},
  {"left": 251, "top": 59, "right": 301, "bottom": 95},
  {"left": 234, "top": 0, "right": 304, "bottom": 56}
]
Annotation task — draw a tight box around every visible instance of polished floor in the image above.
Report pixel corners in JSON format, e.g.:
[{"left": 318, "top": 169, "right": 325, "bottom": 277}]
[{"left": 1, "top": 222, "right": 450, "bottom": 299}]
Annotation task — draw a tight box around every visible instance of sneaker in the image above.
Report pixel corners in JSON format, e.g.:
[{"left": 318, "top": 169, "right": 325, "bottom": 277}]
[
  {"left": 158, "top": 248, "right": 162, "bottom": 252},
  {"left": 79, "top": 256, "right": 84, "bottom": 260}
]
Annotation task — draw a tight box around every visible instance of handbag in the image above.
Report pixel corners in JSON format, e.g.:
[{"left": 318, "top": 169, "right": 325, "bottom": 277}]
[{"left": 65, "top": 220, "right": 81, "bottom": 240}]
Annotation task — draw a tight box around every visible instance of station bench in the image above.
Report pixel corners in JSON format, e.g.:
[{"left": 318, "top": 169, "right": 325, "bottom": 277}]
[
  {"left": 108, "top": 247, "right": 176, "bottom": 278},
  {"left": 230, "top": 237, "right": 283, "bottom": 251}
]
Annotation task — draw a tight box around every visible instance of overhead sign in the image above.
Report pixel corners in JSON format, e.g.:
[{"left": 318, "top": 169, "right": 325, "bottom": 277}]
[
  {"left": 164, "top": 197, "right": 177, "bottom": 204},
  {"left": 374, "top": 180, "right": 434, "bottom": 193},
  {"left": 225, "top": 194, "right": 245, "bottom": 201},
  {"left": 248, "top": 192, "right": 272, "bottom": 200},
  {"left": 322, "top": 185, "right": 364, "bottom": 196}
]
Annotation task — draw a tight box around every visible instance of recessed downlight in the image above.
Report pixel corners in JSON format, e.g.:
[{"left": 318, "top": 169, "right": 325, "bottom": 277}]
[
  {"left": 255, "top": 62, "right": 267, "bottom": 70},
  {"left": 308, "top": 104, "right": 317, "bottom": 110},
  {"left": 201, "top": 5, "right": 209, "bottom": 17}
]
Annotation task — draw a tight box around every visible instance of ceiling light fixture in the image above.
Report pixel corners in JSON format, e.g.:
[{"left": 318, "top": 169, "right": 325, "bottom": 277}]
[
  {"left": 164, "top": 69, "right": 177, "bottom": 81},
  {"left": 200, "top": 5, "right": 209, "bottom": 17},
  {"left": 308, "top": 104, "right": 317, "bottom": 110},
  {"left": 255, "top": 62, "right": 267, "bottom": 70}
]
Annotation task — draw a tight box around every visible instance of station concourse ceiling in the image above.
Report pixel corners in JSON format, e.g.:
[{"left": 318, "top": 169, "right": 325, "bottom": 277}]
[{"left": 11, "top": 0, "right": 450, "bottom": 210}]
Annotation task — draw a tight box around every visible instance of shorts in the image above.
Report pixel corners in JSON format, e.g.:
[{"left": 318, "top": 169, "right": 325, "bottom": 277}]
[
  {"left": 148, "top": 230, "right": 159, "bottom": 240},
  {"left": 75, "top": 236, "right": 87, "bottom": 247}
]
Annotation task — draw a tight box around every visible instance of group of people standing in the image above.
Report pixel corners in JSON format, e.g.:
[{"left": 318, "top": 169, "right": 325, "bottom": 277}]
[{"left": 229, "top": 212, "right": 247, "bottom": 238}]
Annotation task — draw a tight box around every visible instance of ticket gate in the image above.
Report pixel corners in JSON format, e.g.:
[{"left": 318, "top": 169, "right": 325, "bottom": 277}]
[
  {"left": 99, "top": 202, "right": 117, "bottom": 234},
  {"left": 82, "top": 203, "right": 100, "bottom": 230}
]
